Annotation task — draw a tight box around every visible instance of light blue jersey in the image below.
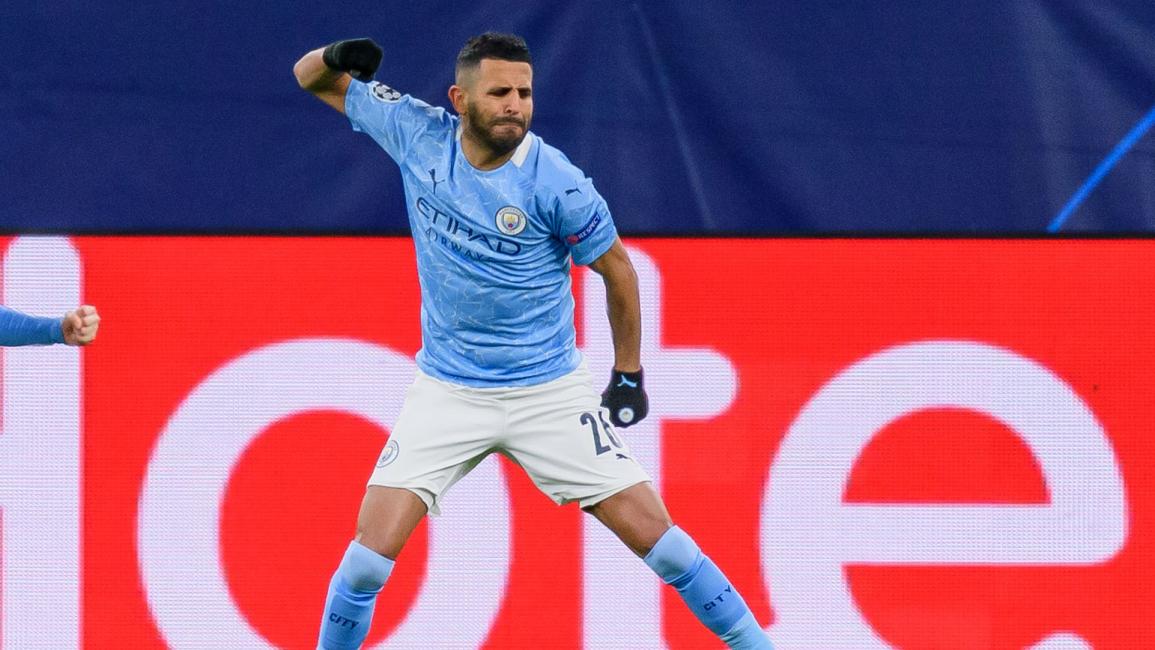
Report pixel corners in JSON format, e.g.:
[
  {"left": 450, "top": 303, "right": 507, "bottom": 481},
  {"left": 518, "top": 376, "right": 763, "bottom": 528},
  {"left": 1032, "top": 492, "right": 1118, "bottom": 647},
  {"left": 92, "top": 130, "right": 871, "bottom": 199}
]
[{"left": 345, "top": 79, "right": 618, "bottom": 387}]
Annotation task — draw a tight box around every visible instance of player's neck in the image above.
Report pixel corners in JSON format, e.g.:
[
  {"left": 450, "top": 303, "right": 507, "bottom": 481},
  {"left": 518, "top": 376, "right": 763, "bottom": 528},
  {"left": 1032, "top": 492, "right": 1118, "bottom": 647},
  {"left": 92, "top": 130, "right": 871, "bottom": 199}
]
[{"left": 460, "top": 129, "right": 517, "bottom": 171}]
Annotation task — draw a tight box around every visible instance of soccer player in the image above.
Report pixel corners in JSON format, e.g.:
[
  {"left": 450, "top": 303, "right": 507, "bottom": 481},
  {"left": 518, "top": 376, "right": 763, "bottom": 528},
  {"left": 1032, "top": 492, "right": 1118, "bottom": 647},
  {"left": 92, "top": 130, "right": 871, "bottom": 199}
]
[
  {"left": 0, "top": 305, "right": 99, "bottom": 346},
  {"left": 295, "top": 34, "right": 773, "bottom": 649}
]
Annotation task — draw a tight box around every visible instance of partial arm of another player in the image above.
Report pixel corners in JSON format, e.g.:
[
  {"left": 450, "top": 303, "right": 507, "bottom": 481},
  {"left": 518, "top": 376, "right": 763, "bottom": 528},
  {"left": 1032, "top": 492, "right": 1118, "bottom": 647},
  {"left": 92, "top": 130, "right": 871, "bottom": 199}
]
[
  {"left": 0, "top": 304, "right": 100, "bottom": 347},
  {"left": 293, "top": 38, "right": 383, "bottom": 114},
  {"left": 588, "top": 238, "right": 649, "bottom": 427}
]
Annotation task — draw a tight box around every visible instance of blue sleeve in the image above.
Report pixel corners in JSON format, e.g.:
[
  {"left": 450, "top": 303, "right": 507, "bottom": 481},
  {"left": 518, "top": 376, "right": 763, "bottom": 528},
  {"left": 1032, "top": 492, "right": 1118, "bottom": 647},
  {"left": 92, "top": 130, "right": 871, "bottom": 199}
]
[
  {"left": 0, "top": 306, "right": 64, "bottom": 346},
  {"left": 536, "top": 150, "right": 618, "bottom": 266},
  {"left": 343, "top": 79, "right": 449, "bottom": 163}
]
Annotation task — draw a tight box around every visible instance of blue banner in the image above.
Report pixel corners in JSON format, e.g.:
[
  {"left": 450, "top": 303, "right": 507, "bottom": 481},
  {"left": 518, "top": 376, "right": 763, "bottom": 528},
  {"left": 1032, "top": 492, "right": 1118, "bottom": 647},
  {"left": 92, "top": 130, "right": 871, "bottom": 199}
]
[{"left": 2, "top": 2, "right": 1152, "bottom": 233}]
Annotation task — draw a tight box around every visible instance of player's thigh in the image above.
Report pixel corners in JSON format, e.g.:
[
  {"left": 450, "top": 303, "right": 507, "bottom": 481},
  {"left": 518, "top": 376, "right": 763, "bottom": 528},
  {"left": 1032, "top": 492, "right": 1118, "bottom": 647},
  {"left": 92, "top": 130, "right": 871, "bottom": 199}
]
[{"left": 368, "top": 371, "right": 502, "bottom": 516}]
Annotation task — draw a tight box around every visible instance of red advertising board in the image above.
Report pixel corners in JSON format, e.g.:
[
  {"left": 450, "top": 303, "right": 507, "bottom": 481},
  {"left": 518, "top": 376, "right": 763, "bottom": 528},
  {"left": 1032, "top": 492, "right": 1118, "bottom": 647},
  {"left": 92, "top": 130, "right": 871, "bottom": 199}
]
[{"left": 1, "top": 237, "right": 1151, "bottom": 649}]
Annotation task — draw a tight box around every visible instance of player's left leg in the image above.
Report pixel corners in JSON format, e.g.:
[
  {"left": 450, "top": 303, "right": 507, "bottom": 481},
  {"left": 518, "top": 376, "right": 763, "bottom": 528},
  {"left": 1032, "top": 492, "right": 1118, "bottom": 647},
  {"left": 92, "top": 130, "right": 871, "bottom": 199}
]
[
  {"left": 498, "top": 363, "right": 772, "bottom": 647},
  {"left": 585, "top": 483, "right": 774, "bottom": 650}
]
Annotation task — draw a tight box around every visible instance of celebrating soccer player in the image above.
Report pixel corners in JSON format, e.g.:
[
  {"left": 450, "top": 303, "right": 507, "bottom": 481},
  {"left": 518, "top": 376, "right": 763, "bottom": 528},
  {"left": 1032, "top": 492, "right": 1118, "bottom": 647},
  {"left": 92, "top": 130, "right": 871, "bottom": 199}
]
[{"left": 295, "top": 33, "right": 773, "bottom": 649}]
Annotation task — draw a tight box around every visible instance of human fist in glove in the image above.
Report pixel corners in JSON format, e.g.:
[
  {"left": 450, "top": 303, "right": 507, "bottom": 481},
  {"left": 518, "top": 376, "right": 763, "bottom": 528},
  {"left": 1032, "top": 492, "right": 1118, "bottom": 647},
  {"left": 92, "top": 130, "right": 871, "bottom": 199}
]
[
  {"left": 322, "top": 38, "right": 383, "bottom": 82},
  {"left": 601, "top": 368, "right": 648, "bottom": 428}
]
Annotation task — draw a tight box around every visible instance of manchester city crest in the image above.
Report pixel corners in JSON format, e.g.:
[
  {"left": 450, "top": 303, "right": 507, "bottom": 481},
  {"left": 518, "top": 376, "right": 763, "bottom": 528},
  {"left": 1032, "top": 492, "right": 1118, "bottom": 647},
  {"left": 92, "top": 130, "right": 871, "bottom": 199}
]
[
  {"left": 376, "top": 439, "right": 400, "bottom": 467},
  {"left": 495, "top": 206, "right": 528, "bottom": 236}
]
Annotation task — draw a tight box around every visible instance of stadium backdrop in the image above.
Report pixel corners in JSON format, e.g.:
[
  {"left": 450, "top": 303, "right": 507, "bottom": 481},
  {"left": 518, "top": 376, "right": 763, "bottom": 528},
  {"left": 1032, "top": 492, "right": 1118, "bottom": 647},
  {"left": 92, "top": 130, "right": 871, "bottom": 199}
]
[
  {"left": 1, "top": 3, "right": 1153, "bottom": 234},
  {"left": 2, "top": 235, "right": 1151, "bottom": 649}
]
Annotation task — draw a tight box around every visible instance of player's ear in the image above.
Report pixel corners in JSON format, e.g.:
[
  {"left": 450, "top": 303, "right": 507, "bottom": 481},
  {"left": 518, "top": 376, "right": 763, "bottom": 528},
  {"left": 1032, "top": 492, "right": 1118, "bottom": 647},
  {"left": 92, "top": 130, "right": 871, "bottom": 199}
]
[{"left": 448, "top": 84, "right": 467, "bottom": 114}]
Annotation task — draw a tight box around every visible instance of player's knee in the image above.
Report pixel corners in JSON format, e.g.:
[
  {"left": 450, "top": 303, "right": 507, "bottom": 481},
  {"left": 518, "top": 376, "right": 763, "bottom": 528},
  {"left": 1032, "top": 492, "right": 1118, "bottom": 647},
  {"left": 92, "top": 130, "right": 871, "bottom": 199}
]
[
  {"left": 632, "top": 518, "right": 675, "bottom": 557},
  {"left": 338, "top": 540, "right": 394, "bottom": 592}
]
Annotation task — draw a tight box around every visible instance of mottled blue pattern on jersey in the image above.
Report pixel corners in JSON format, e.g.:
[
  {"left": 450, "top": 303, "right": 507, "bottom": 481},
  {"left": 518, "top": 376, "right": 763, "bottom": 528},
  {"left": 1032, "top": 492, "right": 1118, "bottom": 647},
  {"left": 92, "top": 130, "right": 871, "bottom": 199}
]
[{"left": 344, "top": 80, "right": 617, "bottom": 387}]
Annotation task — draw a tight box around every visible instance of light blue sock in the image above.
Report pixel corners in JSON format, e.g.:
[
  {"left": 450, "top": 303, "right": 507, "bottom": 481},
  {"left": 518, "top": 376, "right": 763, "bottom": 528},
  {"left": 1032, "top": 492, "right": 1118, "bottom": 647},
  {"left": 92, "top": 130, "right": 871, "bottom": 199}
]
[
  {"left": 644, "top": 526, "right": 773, "bottom": 649},
  {"left": 317, "top": 541, "right": 395, "bottom": 650}
]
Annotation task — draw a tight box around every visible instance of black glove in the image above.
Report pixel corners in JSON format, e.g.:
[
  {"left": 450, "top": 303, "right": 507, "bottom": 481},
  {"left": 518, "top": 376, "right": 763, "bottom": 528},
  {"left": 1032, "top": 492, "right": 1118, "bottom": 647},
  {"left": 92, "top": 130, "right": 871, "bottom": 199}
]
[
  {"left": 601, "top": 368, "right": 648, "bottom": 428},
  {"left": 322, "top": 38, "right": 383, "bottom": 82}
]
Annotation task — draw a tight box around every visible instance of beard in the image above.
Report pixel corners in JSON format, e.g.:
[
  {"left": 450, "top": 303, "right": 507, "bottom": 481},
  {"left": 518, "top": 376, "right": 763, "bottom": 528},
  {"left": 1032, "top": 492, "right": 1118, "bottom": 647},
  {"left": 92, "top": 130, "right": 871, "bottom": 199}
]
[{"left": 465, "top": 104, "right": 529, "bottom": 156}]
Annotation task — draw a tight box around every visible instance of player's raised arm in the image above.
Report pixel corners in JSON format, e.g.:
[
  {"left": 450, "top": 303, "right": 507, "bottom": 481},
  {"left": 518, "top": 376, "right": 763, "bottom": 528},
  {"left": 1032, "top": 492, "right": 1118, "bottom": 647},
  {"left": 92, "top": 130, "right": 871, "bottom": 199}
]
[{"left": 293, "top": 38, "right": 383, "bottom": 114}]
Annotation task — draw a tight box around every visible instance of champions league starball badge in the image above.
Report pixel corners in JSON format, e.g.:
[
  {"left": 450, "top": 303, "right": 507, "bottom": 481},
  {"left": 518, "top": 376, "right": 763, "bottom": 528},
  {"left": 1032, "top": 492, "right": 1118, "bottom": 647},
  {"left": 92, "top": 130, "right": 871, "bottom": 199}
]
[
  {"left": 368, "top": 82, "right": 402, "bottom": 103},
  {"left": 495, "top": 206, "right": 528, "bottom": 236}
]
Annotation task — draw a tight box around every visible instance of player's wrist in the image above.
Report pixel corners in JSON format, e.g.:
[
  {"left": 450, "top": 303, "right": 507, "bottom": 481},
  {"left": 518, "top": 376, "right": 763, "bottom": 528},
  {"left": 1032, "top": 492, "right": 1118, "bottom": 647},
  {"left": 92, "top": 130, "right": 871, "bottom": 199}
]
[
  {"left": 611, "top": 367, "right": 643, "bottom": 382},
  {"left": 321, "top": 42, "right": 342, "bottom": 71},
  {"left": 53, "top": 317, "right": 68, "bottom": 344}
]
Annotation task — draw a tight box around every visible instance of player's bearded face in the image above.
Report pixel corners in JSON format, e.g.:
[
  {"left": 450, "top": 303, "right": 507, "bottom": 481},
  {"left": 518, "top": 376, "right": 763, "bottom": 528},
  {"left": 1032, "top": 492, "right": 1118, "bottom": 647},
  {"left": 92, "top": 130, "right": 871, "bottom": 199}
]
[
  {"left": 461, "top": 59, "right": 534, "bottom": 156},
  {"left": 465, "top": 102, "right": 530, "bottom": 154}
]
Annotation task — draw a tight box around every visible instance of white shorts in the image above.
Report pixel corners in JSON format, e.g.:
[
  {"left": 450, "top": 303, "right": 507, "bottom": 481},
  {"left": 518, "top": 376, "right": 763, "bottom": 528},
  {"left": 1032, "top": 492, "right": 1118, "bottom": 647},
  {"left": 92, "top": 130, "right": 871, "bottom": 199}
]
[{"left": 367, "top": 362, "right": 652, "bottom": 515}]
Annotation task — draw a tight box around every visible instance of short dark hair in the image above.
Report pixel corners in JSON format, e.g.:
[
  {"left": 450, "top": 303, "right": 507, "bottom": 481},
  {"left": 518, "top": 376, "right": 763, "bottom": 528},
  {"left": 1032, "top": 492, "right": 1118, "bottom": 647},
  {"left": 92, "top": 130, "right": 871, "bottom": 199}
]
[{"left": 456, "top": 32, "right": 532, "bottom": 74}]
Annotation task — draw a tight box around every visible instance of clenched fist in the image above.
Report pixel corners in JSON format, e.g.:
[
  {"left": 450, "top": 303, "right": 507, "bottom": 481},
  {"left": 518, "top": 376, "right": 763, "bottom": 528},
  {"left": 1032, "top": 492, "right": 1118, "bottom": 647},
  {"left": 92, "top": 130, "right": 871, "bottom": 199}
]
[{"left": 62, "top": 305, "right": 100, "bottom": 346}]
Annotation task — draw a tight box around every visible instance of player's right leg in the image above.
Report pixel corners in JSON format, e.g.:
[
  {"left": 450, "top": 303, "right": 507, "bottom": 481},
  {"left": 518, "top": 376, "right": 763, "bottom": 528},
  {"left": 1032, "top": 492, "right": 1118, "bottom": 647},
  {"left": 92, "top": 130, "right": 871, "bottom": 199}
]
[
  {"left": 317, "top": 487, "right": 426, "bottom": 650},
  {"left": 317, "top": 370, "right": 502, "bottom": 649}
]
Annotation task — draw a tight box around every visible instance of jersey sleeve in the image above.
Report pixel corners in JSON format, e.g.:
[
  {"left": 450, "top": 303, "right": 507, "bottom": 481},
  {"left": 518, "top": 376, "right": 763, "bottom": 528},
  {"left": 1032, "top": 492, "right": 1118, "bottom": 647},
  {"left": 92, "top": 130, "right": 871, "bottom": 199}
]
[
  {"left": 538, "top": 152, "right": 618, "bottom": 266},
  {"left": 343, "top": 79, "right": 447, "bottom": 163},
  {"left": 0, "top": 306, "right": 64, "bottom": 346}
]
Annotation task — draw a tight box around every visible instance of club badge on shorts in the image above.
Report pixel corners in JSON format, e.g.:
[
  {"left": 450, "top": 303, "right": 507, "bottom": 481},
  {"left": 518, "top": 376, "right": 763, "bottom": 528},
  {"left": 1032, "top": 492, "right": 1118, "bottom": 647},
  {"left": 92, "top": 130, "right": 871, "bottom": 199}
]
[
  {"left": 376, "top": 439, "right": 400, "bottom": 467},
  {"left": 495, "top": 206, "right": 528, "bottom": 236}
]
